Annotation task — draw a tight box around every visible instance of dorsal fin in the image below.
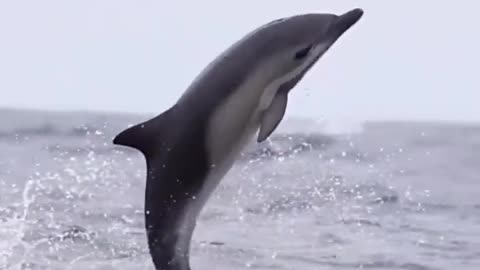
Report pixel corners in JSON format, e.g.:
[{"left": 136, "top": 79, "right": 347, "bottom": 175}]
[{"left": 113, "top": 108, "right": 172, "bottom": 156}]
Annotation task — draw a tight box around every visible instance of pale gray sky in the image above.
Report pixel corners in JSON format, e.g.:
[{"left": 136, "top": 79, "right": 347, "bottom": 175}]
[{"left": 0, "top": 1, "right": 479, "bottom": 122}]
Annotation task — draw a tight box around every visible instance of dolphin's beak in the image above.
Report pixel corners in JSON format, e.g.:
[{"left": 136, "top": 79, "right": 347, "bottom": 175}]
[{"left": 332, "top": 8, "right": 364, "bottom": 36}]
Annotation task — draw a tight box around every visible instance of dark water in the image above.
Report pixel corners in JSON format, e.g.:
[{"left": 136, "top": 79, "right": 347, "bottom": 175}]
[{"left": 0, "top": 108, "right": 479, "bottom": 270}]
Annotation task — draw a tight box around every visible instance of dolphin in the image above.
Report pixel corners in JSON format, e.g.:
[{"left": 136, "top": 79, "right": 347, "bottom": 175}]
[{"left": 113, "top": 8, "right": 363, "bottom": 270}]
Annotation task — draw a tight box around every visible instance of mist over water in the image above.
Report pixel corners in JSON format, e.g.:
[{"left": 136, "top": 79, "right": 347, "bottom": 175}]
[{"left": 0, "top": 108, "right": 479, "bottom": 270}]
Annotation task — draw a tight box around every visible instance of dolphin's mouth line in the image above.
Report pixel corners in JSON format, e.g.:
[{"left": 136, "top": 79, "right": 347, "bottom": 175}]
[
  {"left": 313, "top": 10, "right": 363, "bottom": 48},
  {"left": 333, "top": 8, "right": 364, "bottom": 36},
  {"left": 311, "top": 11, "right": 362, "bottom": 58}
]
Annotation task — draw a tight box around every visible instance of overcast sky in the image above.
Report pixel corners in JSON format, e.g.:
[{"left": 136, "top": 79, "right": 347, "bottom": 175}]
[{"left": 0, "top": 1, "right": 479, "bottom": 122}]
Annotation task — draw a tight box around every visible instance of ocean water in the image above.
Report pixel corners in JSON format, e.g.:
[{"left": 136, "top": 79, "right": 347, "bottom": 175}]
[{"left": 0, "top": 108, "right": 479, "bottom": 270}]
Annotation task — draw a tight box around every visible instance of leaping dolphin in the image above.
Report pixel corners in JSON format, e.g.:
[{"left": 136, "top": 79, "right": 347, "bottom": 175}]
[{"left": 113, "top": 8, "right": 363, "bottom": 270}]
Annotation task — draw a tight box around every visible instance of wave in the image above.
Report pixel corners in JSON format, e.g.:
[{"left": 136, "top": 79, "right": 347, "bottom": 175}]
[
  {"left": 42, "top": 132, "right": 337, "bottom": 160},
  {"left": 46, "top": 144, "right": 123, "bottom": 156},
  {"left": 244, "top": 180, "right": 401, "bottom": 215},
  {"left": 0, "top": 124, "right": 108, "bottom": 140},
  {"left": 240, "top": 133, "right": 336, "bottom": 161},
  {"left": 49, "top": 225, "right": 94, "bottom": 242},
  {"left": 277, "top": 254, "right": 437, "bottom": 270},
  {"left": 0, "top": 124, "right": 58, "bottom": 138}
]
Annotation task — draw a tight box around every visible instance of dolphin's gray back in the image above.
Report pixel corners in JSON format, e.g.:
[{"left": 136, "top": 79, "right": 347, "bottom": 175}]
[
  {"left": 175, "top": 12, "right": 340, "bottom": 129},
  {"left": 176, "top": 34, "right": 269, "bottom": 115}
]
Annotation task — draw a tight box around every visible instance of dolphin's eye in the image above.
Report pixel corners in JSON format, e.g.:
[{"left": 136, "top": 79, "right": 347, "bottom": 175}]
[{"left": 294, "top": 45, "right": 313, "bottom": 60}]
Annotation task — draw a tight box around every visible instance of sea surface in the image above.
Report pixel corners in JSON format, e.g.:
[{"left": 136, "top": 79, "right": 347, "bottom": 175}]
[{"left": 0, "top": 108, "right": 479, "bottom": 270}]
